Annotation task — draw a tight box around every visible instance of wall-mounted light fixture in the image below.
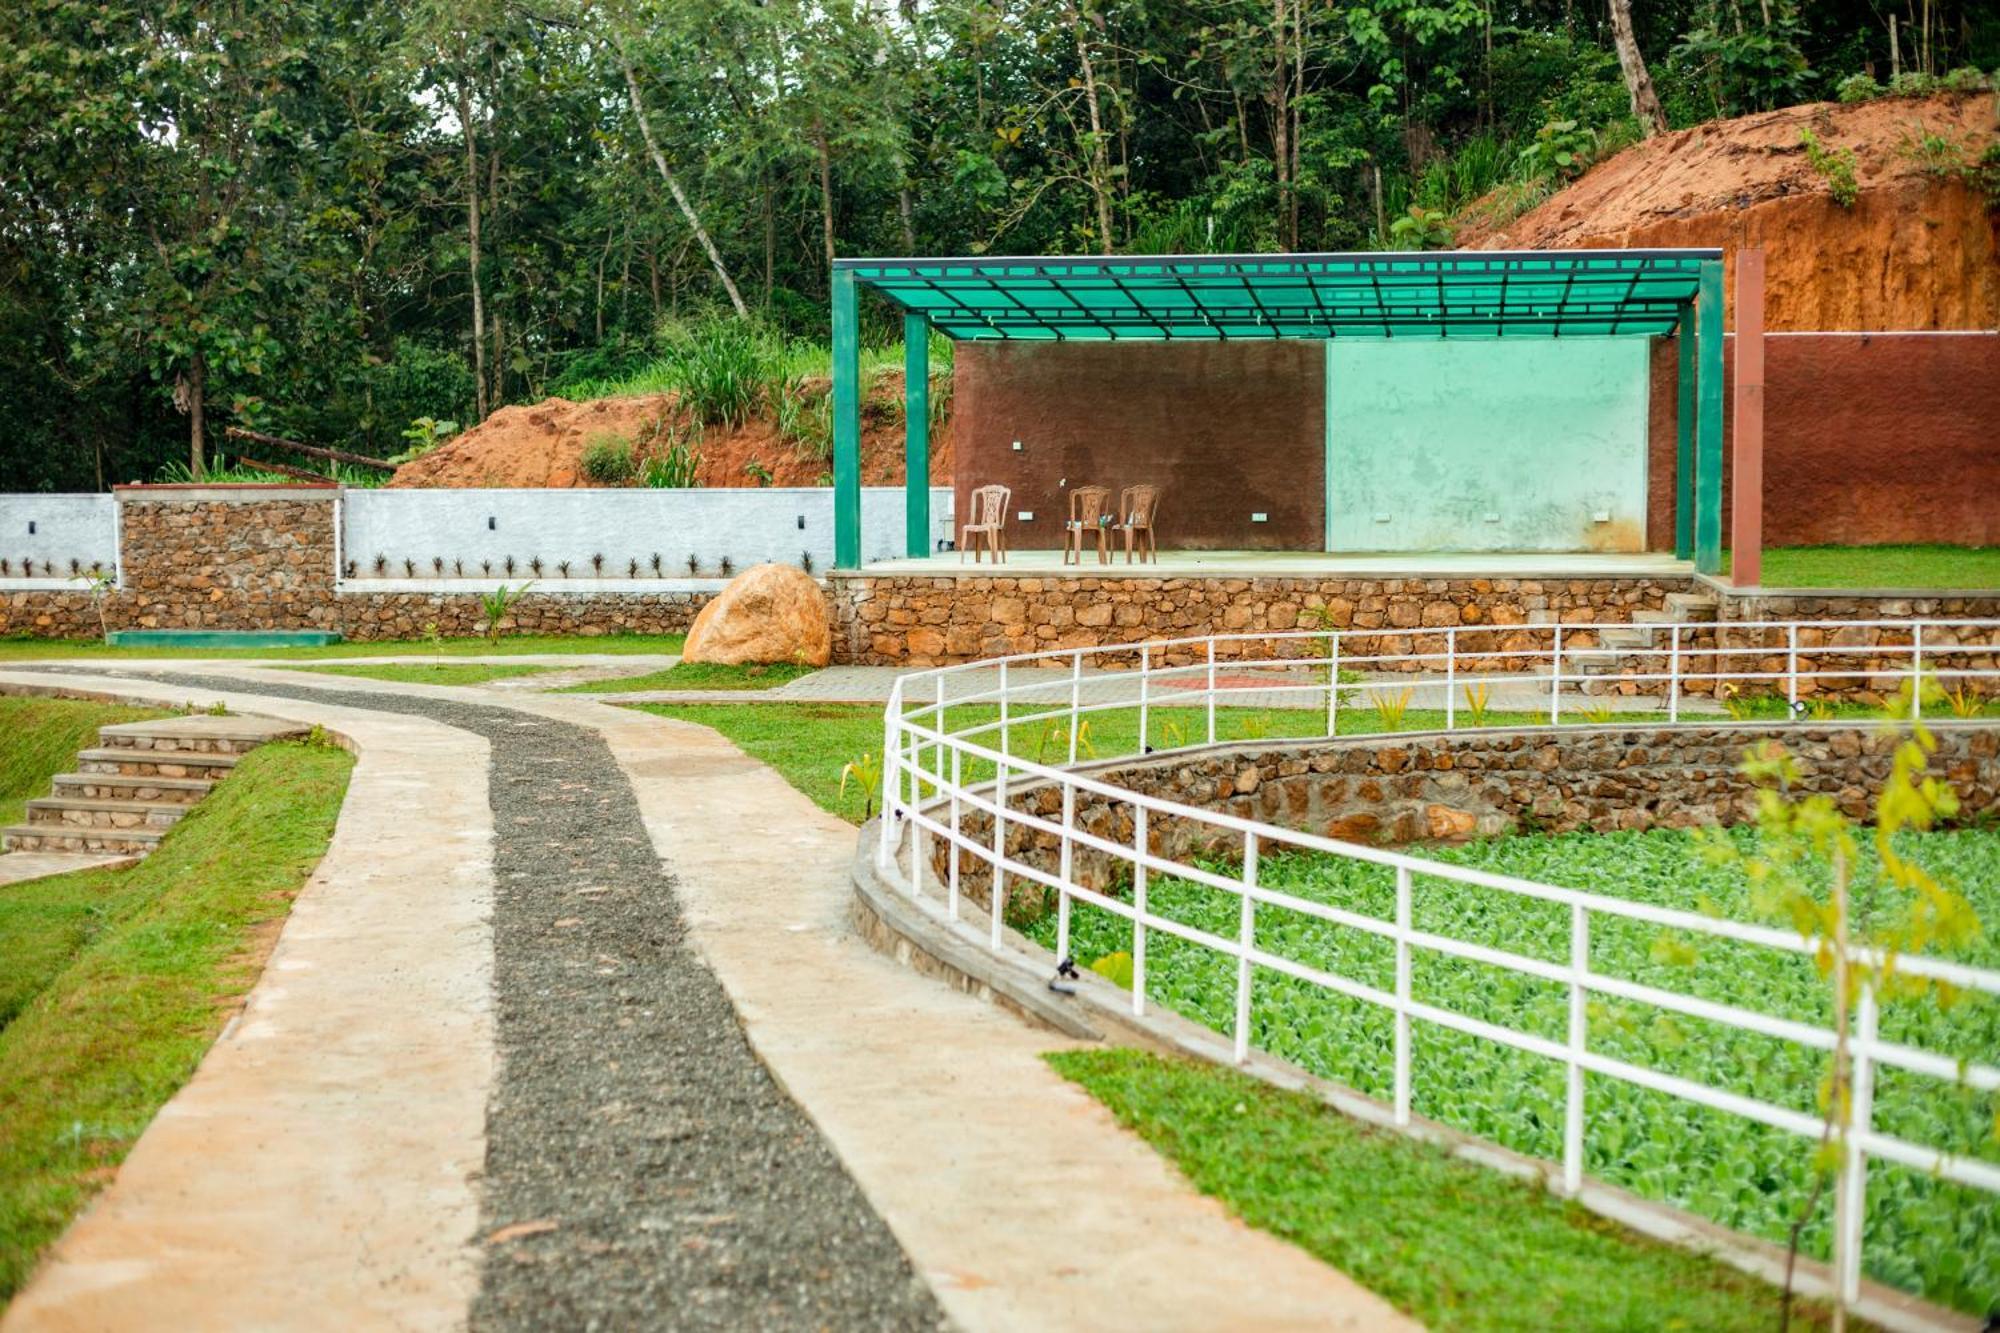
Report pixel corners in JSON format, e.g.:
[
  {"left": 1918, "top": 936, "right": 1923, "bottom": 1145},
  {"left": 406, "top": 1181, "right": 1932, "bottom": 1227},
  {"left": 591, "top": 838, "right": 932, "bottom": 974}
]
[
  {"left": 487, "top": 515, "right": 497, "bottom": 531},
  {"left": 797, "top": 514, "right": 806, "bottom": 530}
]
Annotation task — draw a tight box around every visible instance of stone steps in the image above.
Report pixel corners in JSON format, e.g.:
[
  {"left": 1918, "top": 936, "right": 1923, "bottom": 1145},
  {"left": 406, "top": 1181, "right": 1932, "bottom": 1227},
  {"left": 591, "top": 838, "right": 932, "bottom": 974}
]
[
  {"left": 1572, "top": 593, "right": 1721, "bottom": 694},
  {"left": 25, "top": 796, "right": 190, "bottom": 831},
  {"left": 50, "top": 772, "right": 214, "bottom": 805},
  {"left": 3, "top": 714, "right": 304, "bottom": 860}
]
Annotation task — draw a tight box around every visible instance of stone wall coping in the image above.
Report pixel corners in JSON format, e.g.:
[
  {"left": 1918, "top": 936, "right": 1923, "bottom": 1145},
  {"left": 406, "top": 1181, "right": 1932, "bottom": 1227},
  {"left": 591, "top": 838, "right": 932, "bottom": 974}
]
[
  {"left": 829, "top": 567, "right": 1699, "bottom": 585},
  {"left": 114, "top": 484, "right": 340, "bottom": 503},
  {"left": 338, "top": 577, "right": 774, "bottom": 595}
]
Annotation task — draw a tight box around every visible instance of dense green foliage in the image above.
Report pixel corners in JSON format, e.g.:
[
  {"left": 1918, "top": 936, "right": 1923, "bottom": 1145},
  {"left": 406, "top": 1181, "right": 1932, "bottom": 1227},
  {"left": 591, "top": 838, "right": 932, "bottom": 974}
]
[
  {"left": 1048, "top": 1048, "right": 1848, "bottom": 1330},
  {"left": 5, "top": 0, "right": 1994, "bottom": 489},
  {"left": 0, "top": 741, "right": 353, "bottom": 1297},
  {"left": 1030, "top": 828, "right": 2000, "bottom": 1311}
]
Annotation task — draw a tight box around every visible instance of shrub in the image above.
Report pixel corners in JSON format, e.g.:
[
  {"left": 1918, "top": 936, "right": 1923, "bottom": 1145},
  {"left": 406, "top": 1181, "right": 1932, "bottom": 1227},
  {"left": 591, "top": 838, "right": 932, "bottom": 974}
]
[
  {"left": 1800, "top": 128, "right": 1858, "bottom": 206},
  {"left": 1835, "top": 72, "right": 1882, "bottom": 103},
  {"left": 1387, "top": 204, "right": 1452, "bottom": 249},
  {"left": 1516, "top": 119, "right": 1596, "bottom": 181},
  {"left": 1940, "top": 65, "right": 1993, "bottom": 93},
  {"left": 579, "top": 433, "right": 636, "bottom": 485}
]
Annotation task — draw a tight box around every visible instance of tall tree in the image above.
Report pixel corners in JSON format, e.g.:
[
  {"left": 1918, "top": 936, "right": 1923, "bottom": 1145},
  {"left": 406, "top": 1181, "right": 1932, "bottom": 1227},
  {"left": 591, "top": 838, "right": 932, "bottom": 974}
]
[{"left": 1609, "top": 0, "right": 1670, "bottom": 136}]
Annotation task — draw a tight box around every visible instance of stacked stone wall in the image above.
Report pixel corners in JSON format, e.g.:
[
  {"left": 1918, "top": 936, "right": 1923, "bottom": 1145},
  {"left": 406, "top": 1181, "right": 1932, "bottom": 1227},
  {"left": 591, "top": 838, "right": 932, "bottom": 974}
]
[
  {"left": 933, "top": 723, "right": 1999, "bottom": 918},
  {"left": 832, "top": 573, "right": 1683, "bottom": 666}
]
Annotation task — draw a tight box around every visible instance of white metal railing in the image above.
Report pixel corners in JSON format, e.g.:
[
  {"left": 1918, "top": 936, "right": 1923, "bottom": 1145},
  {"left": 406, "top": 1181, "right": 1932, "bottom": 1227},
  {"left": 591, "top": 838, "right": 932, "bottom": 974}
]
[{"left": 874, "top": 617, "right": 2000, "bottom": 1314}]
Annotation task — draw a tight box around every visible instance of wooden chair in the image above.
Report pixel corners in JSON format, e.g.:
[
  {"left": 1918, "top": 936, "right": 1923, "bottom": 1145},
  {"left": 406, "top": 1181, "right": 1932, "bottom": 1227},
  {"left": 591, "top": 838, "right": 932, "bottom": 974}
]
[
  {"left": 1115, "top": 484, "right": 1160, "bottom": 564},
  {"left": 1062, "top": 486, "right": 1113, "bottom": 566},
  {"left": 959, "top": 484, "right": 1011, "bottom": 563}
]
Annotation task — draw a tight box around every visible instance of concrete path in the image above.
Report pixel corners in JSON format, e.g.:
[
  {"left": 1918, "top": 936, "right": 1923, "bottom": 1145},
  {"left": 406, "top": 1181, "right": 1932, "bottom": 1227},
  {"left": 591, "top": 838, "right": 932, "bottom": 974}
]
[
  {"left": 0, "top": 671, "right": 495, "bottom": 1333},
  {"left": 0, "top": 851, "right": 134, "bottom": 886},
  {"left": 6, "top": 661, "right": 1418, "bottom": 1331}
]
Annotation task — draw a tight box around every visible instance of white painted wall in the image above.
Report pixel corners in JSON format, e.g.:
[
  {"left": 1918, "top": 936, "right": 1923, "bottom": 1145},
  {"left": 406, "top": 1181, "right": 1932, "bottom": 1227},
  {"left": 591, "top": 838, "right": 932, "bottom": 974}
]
[
  {"left": 0, "top": 494, "right": 118, "bottom": 582},
  {"left": 339, "top": 487, "right": 955, "bottom": 578}
]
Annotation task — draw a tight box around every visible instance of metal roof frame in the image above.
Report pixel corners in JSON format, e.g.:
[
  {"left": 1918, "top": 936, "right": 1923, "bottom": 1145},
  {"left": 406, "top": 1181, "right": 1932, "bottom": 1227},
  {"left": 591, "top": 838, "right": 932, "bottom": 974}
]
[{"left": 836, "top": 249, "right": 1718, "bottom": 340}]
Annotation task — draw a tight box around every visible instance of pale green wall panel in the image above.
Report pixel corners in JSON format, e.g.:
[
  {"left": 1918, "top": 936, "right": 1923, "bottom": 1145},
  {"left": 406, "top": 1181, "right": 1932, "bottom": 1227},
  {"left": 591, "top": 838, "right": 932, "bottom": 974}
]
[{"left": 1325, "top": 338, "right": 1650, "bottom": 553}]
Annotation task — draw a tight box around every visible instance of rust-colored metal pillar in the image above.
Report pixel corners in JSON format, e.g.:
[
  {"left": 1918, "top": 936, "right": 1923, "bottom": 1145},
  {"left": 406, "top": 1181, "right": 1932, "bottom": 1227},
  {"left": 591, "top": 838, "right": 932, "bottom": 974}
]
[{"left": 1730, "top": 250, "right": 1765, "bottom": 587}]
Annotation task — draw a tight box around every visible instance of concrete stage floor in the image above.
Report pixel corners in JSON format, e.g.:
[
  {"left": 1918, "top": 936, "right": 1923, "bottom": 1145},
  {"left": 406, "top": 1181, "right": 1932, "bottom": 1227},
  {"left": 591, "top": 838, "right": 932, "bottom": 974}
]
[{"left": 855, "top": 549, "right": 1697, "bottom": 580}]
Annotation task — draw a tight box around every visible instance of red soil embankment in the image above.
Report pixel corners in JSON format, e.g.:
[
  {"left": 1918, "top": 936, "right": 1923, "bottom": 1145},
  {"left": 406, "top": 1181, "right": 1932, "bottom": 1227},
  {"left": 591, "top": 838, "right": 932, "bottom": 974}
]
[{"left": 1461, "top": 92, "right": 1999, "bottom": 330}]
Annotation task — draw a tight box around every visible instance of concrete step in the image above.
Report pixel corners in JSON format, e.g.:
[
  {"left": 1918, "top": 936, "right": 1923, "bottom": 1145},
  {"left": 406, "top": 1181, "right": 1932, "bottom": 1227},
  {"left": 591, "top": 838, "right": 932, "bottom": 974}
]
[
  {"left": 77, "top": 747, "right": 240, "bottom": 779},
  {"left": 97, "top": 715, "right": 307, "bottom": 757},
  {"left": 1665, "top": 591, "right": 1720, "bottom": 620},
  {"left": 25, "top": 797, "right": 190, "bottom": 831},
  {"left": 51, "top": 772, "right": 214, "bottom": 805},
  {"left": 2, "top": 824, "right": 166, "bottom": 856}
]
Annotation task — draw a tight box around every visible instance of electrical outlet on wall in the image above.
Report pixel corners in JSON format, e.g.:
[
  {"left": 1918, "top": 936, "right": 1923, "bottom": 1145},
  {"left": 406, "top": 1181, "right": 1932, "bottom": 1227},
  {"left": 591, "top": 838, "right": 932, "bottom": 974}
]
[
  {"left": 1018, "top": 511, "right": 1034, "bottom": 521},
  {"left": 1592, "top": 510, "right": 1611, "bottom": 523},
  {"left": 1251, "top": 512, "right": 1268, "bottom": 522},
  {"left": 1011, "top": 440, "right": 1023, "bottom": 451}
]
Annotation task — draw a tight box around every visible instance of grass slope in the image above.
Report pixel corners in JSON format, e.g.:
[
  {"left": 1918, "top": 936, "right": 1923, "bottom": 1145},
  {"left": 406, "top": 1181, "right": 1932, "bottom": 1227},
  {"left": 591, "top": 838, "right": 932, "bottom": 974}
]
[
  {"left": 0, "top": 696, "right": 169, "bottom": 828},
  {"left": 0, "top": 633, "right": 683, "bottom": 662},
  {"left": 1049, "top": 1049, "right": 1844, "bottom": 1332},
  {"left": 0, "top": 741, "right": 354, "bottom": 1299},
  {"left": 1035, "top": 830, "right": 2000, "bottom": 1312}
]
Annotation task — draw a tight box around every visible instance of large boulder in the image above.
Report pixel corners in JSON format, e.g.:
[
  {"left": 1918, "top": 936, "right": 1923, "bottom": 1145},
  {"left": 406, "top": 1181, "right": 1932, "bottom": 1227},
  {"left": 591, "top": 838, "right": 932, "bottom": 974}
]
[{"left": 682, "top": 563, "right": 831, "bottom": 666}]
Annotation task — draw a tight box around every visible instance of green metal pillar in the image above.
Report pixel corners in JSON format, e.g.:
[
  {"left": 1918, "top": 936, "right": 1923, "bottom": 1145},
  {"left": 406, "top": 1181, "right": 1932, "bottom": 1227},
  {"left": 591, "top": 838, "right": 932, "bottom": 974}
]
[
  {"left": 1694, "top": 260, "right": 1724, "bottom": 575},
  {"left": 832, "top": 267, "right": 862, "bottom": 569},
  {"left": 903, "top": 313, "right": 930, "bottom": 557},
  {"left": 1674, "top": 308, "right": 1695, "bottom": 561}
]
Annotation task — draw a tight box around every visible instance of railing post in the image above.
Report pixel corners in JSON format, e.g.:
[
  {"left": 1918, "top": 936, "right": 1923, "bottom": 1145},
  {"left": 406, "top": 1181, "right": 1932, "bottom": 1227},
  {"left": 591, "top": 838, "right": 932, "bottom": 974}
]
[
  {"left": 1233, "top": 831, "right": 1258, "bottom": 1064},
  {"left": 989, "top": 760, "right": 1008, "bottom": 950},
  {"left": 1131, "top": 803, "right": 1148, "bottom": 1018},
  {"left": 1056, "top": 781, "right": 1075, "bottom": 963},
  {"left": 1564, "top": 902, "right": 1589, "bottom": 1195},
  {"left": 935, "top": 673, "right": 948, "bottom": 784},
  {"left": 1138, "top": 644, "right": 1151, "bottom": 755},
  {"left": 998, "top": 660, "right": 1011, "bottom": 758},
  {"left": 1326, "top": 635, "right": 1341, "bottom": 738},
  {"left": 1445, "top": 627, "right": 1457, "bottom": 730},
  {"left": 1206, "top": 638, "right": 1218, "bottom": 746},
  {"left": 1911, "top": 622, "right": 1925, "bottom": 718},
  {"left": 1069, "top": 650, "right": 1084, "bottom": 764},
  {"left": 1837, "top": 981, "right": 1879, "bottom": 1309},
  {"left": 947, "top": 746, "right": 962, "bottom": 920},
  {"left": 1549, "top": 625, "right": 1564, "bottom": 726},
  {"left": 1667, "top": 624, "right": 1682, "bottom": 724},
  {"left": 1786, "top": 623, "right": 1800, "bottom": 710},
  {"left": 1394, "top": 864, "right": 1412, "bottom": 1128},
  {"left": 878, "top": 682, "right": 902, "bottom": 865}
]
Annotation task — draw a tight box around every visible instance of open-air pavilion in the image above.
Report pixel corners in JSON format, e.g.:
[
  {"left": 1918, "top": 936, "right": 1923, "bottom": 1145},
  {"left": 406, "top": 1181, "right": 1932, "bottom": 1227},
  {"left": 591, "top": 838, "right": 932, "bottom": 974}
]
[{"left": 828, "top": 248, "right": 1762, "bottom": 581}]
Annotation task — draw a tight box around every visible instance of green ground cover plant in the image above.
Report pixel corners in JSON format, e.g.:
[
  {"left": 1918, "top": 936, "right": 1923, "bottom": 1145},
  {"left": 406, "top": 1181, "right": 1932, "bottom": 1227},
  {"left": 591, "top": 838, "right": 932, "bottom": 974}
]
[
  {"left": 1728, "top": 545, "right": 2000, "bottom": 589},
  {"left": 1030, "top": 827, "right": 2000, "bottom": 1312},
  {"left": 1047, "top": 1048, "right": 1847, "bottom": 1331},
  {"left": 562, "top": 660, "right": 817, "bottom": 694},
  {"left": 0, "top": 697, "right": 168, "bottom": 828},
  {"left": 284, "top": 662, "right": 555, "bottom": 687},
  {"left": 0, "top": 740, "right": 354, "bottom": 1299},
  {"left": 0, "top": 634, "right": 683, "bottom": 662}
]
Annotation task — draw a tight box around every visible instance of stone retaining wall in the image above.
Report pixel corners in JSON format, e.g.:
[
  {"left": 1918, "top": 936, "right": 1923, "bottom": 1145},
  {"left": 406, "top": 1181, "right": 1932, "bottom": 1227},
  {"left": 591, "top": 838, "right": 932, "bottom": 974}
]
[
  {"left": 833, "top": 573, "right": 1684, "bottom": 666},
  {"left": 931, "top": 723, "right": 1998, "bottom": 919}
]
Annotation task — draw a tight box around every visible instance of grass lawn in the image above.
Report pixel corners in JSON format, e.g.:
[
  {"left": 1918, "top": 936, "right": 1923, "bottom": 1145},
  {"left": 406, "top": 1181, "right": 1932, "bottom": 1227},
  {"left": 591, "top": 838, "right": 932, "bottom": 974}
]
[
  {"left": 1034, "top": 830, "right": 2000, "bottom": 1313},
  {"left": 562, "top": 660, "right": 814, "bottom": 694},
  {"left": 283, "top": 661, "right": 556, "bottom": 687},
  {"left": 1050, "top": 1049, "right": 1848, "bottom": 1332},
  {"left": 1728, "top": 545, "right": 1999, "bottom": 590},
  {"left": 0, "top": 633, "right": 683, "bottom": 662},
  {"left": 0, "top": 739, "right": 353, "bottom": 1299},
  {"left": 0, "top": 696, "right": 170, "bottom": 828}
]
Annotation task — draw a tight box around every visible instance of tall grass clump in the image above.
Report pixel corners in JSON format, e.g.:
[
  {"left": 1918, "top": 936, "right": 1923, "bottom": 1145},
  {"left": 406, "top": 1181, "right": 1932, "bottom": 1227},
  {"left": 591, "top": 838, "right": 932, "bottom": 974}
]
[{"left": 578, "top": 432, "right": 636, "bottom": 484}]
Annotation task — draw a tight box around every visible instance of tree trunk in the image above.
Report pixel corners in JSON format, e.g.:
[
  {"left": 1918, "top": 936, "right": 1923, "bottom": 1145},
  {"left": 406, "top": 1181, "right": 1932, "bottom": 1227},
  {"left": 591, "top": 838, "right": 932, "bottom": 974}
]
[
  {"left": 1271, "top": 0, "right": 1292, "bottom": 251},
  {"left": 1066, "top": 1, "right": 1116, "bottom": 255},
  {"left": 459, "top": 82, "right": 489, "bottom": 422},
  {"left": 187, "top": 350, "right": 207, "bottom": 476},
  {"left": 619, "top": 52, "right": 749, "bottom": 318},
  {"left": 813, "top": 116, "right": 838, "bottom": 268},
  {"left": 1608, "top": 0, "right": 1669, "bottom": 138}
]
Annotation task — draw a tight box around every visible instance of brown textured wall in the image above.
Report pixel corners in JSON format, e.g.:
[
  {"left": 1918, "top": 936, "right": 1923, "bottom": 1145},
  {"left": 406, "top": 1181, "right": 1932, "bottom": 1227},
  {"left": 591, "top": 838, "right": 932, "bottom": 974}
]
[
  {"left": 953, "top": 340, "right": 1324, "bottom": 551},
  {"left": 1647, "top": 332, "right": 2000, "bottom": 550}
]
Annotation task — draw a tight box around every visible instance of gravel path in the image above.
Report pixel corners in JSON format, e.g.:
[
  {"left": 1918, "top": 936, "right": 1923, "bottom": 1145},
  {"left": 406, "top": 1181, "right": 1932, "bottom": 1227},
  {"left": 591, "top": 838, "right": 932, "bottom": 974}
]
[{"left": 50, "top": 669, "right": 944, "bottom": 1332}]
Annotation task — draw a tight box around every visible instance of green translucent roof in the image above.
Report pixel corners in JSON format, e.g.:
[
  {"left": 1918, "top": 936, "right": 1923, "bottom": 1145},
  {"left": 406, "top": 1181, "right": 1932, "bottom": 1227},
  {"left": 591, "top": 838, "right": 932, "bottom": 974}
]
[{"left": 838, "top": 249, "right": 1717, "bottom": 340}]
